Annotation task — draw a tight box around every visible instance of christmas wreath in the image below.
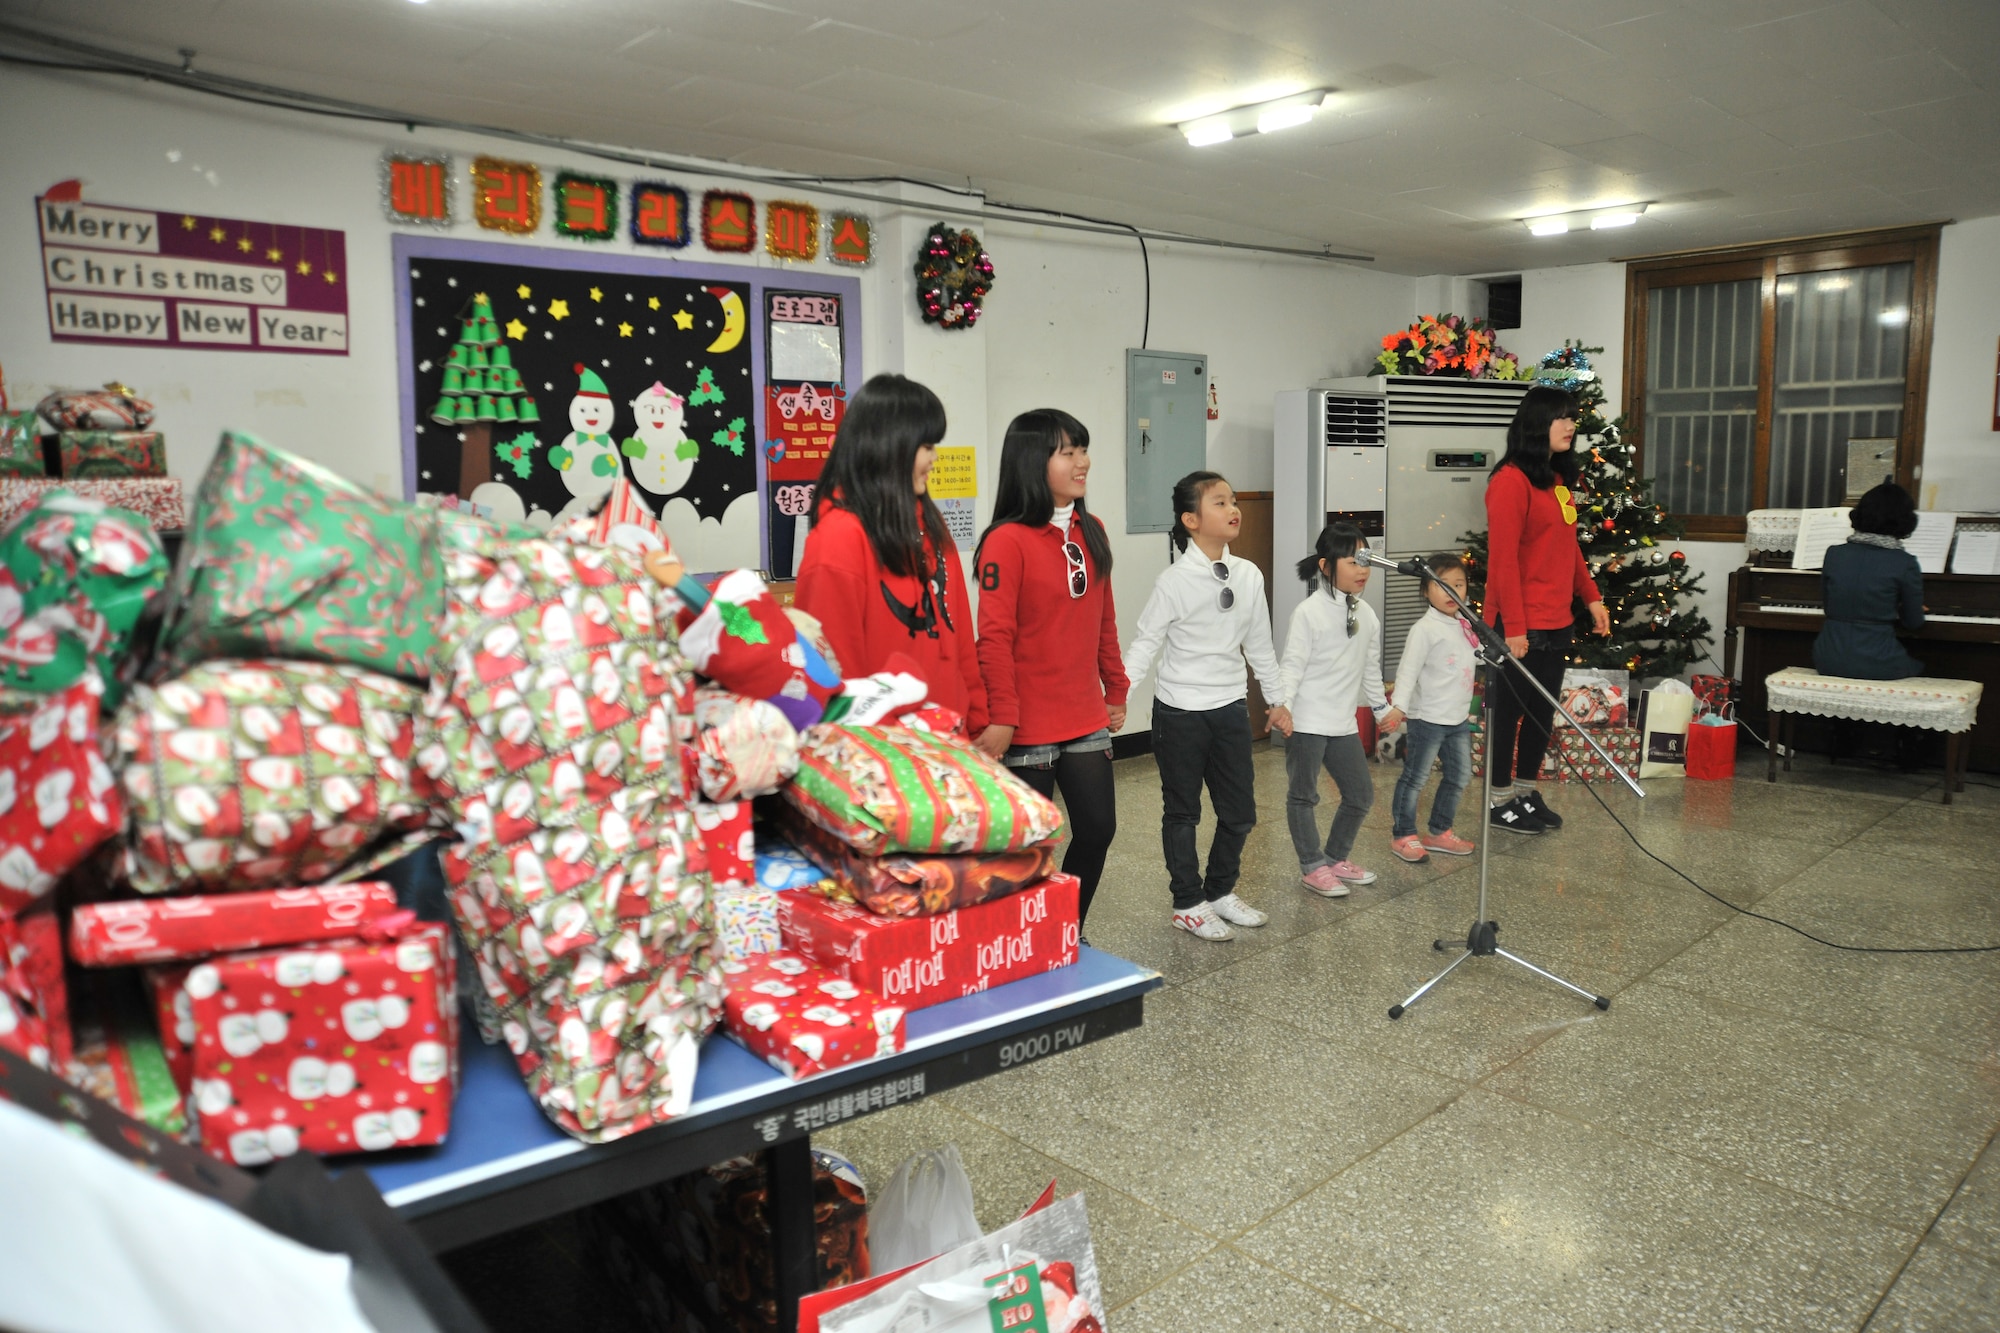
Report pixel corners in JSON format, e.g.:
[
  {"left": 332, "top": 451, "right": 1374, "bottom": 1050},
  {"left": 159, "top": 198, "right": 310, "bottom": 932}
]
[
  {"left": 1375, "top": 313, "right": 1521, "bottom": 380},
  {"left": 914, "top": 223, "right": 995, "bottom": 329}
]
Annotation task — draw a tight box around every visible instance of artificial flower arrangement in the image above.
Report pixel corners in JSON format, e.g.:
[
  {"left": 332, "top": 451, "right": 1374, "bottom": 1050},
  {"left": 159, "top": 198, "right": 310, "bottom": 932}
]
[{"left": 1375, "top": 313, "right": 1522, "bottom": 380}]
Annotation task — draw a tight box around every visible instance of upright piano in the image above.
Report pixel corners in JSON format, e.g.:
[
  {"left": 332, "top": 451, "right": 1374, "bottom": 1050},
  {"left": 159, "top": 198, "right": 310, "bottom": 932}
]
[{"left": 1726, "top": 566, "right": 2000, "bottom": 772}]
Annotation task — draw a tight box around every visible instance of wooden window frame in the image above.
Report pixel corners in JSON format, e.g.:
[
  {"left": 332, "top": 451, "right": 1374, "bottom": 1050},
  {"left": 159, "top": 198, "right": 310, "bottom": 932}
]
[{"left": 1622, "top": 224, "right": 1941, "bottom": 540}]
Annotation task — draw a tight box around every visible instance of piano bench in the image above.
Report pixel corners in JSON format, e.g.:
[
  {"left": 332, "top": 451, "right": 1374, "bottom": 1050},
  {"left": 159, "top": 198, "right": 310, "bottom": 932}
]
[{"left": 1764, "top": 668, "right": 1983, "bottom": 804}]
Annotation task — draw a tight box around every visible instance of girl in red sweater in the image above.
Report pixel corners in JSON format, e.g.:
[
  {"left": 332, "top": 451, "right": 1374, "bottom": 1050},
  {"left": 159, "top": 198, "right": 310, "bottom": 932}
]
[
  {"left": 1482, "top": 385, "right": 1611, "bottom": 834},
  {"left": 974, "top": 408, "right": 1129, "bottom": 931},
  {"left": 795, "top": 374, "right": 991, "bottom": 738}
]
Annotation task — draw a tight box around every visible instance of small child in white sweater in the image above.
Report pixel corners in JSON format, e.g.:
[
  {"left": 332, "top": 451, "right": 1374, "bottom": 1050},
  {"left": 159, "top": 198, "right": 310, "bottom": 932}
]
[{"left": 1387, "top": 553, "right": 1481, "bottom": 864}]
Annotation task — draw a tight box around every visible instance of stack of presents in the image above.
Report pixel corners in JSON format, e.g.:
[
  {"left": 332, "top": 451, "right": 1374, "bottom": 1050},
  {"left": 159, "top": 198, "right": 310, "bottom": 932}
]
[
  {"left": 0, "top": 376, "right": 187, "bottom": 530},
  {"left": 0, "top": 413, "right": 1082, "bottom": 1177},
  {"left": 1468, "top": 668, "right": 1736, "bottom": 782}
]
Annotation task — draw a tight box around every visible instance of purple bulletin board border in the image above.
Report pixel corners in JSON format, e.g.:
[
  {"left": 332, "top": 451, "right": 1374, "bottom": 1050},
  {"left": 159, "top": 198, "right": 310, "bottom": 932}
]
[{"left": 391, "top": 233, "right": 863, "bottom": 563}]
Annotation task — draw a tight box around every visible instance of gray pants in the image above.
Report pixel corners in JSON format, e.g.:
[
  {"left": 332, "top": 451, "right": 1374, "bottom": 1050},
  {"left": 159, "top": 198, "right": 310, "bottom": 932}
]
[{"left": 1284, "top": 731, "right": 1373, "bottom": 872}]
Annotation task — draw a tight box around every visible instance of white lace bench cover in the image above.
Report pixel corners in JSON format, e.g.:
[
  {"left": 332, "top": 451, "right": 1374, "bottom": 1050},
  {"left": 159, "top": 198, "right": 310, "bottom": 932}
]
[
  {"left": 1765, "top": 668, "right": 1982, "bottom": 733},
  {"left": 1745, "top": 509, "right": 1799, "bottom": 554}
]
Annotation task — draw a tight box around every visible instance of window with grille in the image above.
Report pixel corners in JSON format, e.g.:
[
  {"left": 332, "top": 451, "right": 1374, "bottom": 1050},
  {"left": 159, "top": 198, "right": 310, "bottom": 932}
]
[{"left": 1624, "top": 226, "right": 1939, "bottom": 539}]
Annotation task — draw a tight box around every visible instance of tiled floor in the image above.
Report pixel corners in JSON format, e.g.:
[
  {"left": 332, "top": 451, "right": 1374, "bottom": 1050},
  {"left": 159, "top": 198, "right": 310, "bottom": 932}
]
[{"left": 819, "top": 744, "right": 2000, "bottom": 1332}]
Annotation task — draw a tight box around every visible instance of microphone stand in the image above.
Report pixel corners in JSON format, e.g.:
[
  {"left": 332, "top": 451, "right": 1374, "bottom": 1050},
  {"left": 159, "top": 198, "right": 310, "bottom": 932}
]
[{"left": 1358, "top": 553, "right": 1643, "bottom": 1020}]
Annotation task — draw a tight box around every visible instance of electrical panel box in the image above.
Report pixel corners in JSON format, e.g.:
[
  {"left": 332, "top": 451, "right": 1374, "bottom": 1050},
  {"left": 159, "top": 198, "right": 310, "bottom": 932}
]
[{"left": 1125, "top": 350, "right": 1209, "bottom": 534}]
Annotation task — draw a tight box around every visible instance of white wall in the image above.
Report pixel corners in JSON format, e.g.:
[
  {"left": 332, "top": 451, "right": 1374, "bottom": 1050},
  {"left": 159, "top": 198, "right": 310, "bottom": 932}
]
[{"left": 1921, "top": 215, "right": 2000, "bottom": 512}]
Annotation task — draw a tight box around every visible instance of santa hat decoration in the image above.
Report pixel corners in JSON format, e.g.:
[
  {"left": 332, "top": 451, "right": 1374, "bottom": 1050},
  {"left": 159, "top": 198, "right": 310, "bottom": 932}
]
[{"left": 572, "top": 363, "right": 611, "bottom": 399}]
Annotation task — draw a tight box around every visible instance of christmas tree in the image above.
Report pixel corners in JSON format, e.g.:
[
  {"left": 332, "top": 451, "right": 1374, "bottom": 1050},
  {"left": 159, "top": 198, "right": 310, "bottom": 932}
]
[
  {"left": 1460, "top": 343, "right": 1713, "bottom": 679},
  {"left": 426, "top": 293, "right": 542, "bottom": 495}
]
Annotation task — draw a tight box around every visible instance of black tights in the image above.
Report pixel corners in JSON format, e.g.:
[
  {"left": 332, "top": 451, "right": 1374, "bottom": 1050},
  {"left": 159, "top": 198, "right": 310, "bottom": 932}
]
[
  {"left": 1014, "top": 748, "right": 1116, "bottom": 928},
  {"left": 1487, "top": 624, "right": 1572, "bottom": 789}
]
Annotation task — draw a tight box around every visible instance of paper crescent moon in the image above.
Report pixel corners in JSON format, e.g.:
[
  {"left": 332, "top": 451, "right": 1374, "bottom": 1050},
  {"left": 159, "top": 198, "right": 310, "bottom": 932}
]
[{"left": 705, "top": 286, "right": 746, "bottom": 354}]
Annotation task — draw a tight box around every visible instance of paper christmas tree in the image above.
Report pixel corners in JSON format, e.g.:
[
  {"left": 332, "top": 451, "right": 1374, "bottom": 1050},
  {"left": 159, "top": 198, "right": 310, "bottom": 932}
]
[{"left": 428, "top": 293, "right": 540, "bottom": 427}]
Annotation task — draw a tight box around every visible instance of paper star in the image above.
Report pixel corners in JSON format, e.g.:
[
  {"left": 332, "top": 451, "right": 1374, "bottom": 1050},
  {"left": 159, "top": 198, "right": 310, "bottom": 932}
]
[
  {"left": 209, "top": 225, "right": 226, "bottom": 242},
  {"left": 647, "top": 296, "right": 660, "bottom": 310},
  {"left": 180, "top": 215, "right": 196, "bottom": 230},
  {"left": 618, "top": 321, "right": 634, "bottom": 337},
  {"left": 548, "top": 299, "right": 570, "bottom": 320},
  {"left": 296, "top": 259, "right": 313, "bottom": 275},
  {"left": 236, "top": 236, "right": 253, "bottom": 252},
  {"left": 588, "top": 286, "right": 603, "bottom": 302},
  {"left": 506, "top": 318, "right": 527, "bottom": 339},
  {"left": 265, "top": 247, "right": 282, "bottom": 262},
  {"left": 516, "top": 284, "right": 531, "bottom": 299},
  {"left": 323, "top": 270, "right": 339, "bottom": 284},
  {"left": 474, "top": 292, "right": 488, "bottom": 304},
  {"left": 672, "top": 309, "right": 694, "bottom": 330}
]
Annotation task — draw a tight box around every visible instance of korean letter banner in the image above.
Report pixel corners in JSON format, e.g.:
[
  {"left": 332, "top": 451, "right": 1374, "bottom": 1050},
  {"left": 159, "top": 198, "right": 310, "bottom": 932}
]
[
  {"left": 721, "top": 951, "right": 904, "bottom": 1080},
  {"left": 113, "top": 659, "right": 438, "bottom": 896},
  {"left": 160, "top": 432, "right": 444, "bottom": 682},
  {"left": 69, "top": 882, "right": 402, "bottom": 966},
  {"left": 784, "top": 722, "right": 1066, "bottom": 859},
  {"left": 181, "top": 921, "right": 458, "bottom": 1164}
]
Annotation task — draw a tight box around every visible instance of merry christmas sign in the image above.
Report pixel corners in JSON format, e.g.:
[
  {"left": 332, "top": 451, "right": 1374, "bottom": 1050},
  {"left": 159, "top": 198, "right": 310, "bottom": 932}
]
[{"left": 36, "top": 185, "right": 349, "bottom": 355}]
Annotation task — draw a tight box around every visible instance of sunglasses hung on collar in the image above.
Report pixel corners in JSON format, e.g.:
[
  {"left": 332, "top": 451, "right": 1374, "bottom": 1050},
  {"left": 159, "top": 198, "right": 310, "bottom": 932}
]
[
  {"left": 1211, "top": 560, "right": 1234, "bottom": 612},
  {"left": 1064, "top": 540, "right": 1087, "bottom": 598}
]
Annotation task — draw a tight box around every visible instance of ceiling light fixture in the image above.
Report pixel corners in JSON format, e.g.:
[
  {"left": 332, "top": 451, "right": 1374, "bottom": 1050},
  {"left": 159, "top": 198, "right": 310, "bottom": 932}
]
[
  {"left": 1522, "top": 202, "right": 1650, "bottom": 237},
  {"left": 1179, "top": 89, "right": 1333, "bottom": 146},
  {"left": 1528, "top": 217, "right": 1570, "bottom": 237},
  {"left": 1590, "top": 211, "right": 1640, "bottom": 229}
]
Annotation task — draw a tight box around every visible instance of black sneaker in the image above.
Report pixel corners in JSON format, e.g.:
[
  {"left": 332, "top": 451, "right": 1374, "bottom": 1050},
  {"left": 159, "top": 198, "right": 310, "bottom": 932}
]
[
  {"left": 1487, "top": 797, "right": 1546, "bottom": 835},
  {"left": 1516, "top": 791, "right": 1563, "bottom": 831}
]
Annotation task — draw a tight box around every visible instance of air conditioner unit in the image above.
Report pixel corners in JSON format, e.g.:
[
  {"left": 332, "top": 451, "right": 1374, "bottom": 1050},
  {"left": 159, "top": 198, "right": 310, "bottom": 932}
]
[{"left": 1275, "top": 376, "right": 1532, "bottom": 683}]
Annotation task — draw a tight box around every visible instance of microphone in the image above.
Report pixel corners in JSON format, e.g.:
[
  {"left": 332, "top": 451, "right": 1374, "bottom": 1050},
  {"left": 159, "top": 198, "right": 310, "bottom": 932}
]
[{"left": 1359, "top": 551, "right": 1427, "bottom": 577}]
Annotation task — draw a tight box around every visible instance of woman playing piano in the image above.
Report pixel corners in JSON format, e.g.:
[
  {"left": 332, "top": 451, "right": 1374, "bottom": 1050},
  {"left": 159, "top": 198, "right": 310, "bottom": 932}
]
[{"left": 1813, "top": 482, "right": 1925, "bottom": 680}]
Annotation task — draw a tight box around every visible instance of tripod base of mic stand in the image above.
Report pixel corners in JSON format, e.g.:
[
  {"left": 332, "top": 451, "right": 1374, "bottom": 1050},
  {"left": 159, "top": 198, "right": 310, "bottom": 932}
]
[{"left": 1386, "top": 919, "right": 1611, "bottom": 1020}]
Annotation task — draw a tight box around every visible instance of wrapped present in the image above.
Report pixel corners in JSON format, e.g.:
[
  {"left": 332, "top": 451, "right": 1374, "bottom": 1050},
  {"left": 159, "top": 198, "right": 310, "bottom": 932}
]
[
  {"left": 722, "top": 951, "right": 905, "bottom": 1080},
  {"left": 0, "top": 674, "right": 121, "bottom": 915},
  {"left": 757, "top": 835, "right": 831, "bottom": 892},
  {"left": 114, "top": 659, "right": 439, "bottom": 896},
  {"left": 144, "top": 962, "right": 195, "bottom": 1092},
  {"left": 692, "top": 686, "right": 799, "bottom": 801},
  {"left": 159, "top": 432, "right": 445, "bottom": 682},
  {"left": 35, "top": 384, "right": 154, "bottom": 431},
  {"left": 714, "top": 883, "right": 781, "bottom": 961},
  {"left": 0, "top": 477, "right": 187, "bottom": 532},
  {"left": 69, "top": 881, "right": 402, "bottom": 966},
  {"left": 180, "top": 920, "right": 458, "bottom": 1164},
  {"left": 776, "top": 803, "right": 1054, "bottom": 918},
  {"left": 0, "top": 911, "right": 68, "bottom": 1068},
  {"left": 66, "top": 969, "right": 186, "bottom": 1136},
  {"left": 679, "top": 569, "right": 841, "bottom": 731},
  {"left": 1471, "top": 726, "right": 1642, "bottom": 783},
  {"left": 0, "top": 411, "right": 42, "bottom": 478},
  {"left": 696, "top": 799, "right": 754, "bottom": 887},
  {"left": 57, "top": 429, "right": 166, "bottom": 479},
  {"left": 0, "top": 489, "right": 169, "bottom": 700},
  {"left": 1691, "top": 673, "right": 1738, "bottom": 719},
  {"left": 779, "top": 873, "right": 1080, "bottom": 1011},
  {"left": 1552, "top": 668, "right": 1629, "bottom": 729},
  {"left": 785, "top": 722, "right": 1066, "bottom": 858},
  {"left": 422, "top": 519, "right": 723, "bottom": 1143}
]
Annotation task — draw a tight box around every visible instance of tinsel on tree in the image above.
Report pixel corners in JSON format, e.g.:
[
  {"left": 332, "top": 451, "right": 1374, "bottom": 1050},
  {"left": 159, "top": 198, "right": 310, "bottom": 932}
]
[{"left": 1460, "top": 343, "right": 1713, "bottom": 679}]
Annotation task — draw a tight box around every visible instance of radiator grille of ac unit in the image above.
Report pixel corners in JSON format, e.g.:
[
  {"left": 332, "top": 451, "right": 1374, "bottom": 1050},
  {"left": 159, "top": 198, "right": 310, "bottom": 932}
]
[
  {"left": 1322, "top": 394, "right": 1387, "bottom": 446},
  {"left": 1384, "top": 376, "right": 1533, "bottom": 428},
  {"left": 1382, "top": 572, "right": 1431, "bottom": 689}
]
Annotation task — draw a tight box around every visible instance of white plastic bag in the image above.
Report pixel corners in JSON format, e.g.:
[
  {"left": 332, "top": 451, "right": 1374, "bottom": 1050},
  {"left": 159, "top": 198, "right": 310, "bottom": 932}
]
[
  {"left": 867, "top": 1143, "right": 983, "bottom": 1275},
  {"left": 1637, "top": 681, "right": 1695, "bottom": 778}
]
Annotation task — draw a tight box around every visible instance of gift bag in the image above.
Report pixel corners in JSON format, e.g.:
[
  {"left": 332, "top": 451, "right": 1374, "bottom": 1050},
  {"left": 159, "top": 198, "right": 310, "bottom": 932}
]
[
  {"left": 869, "top": 1144, "right": 982, "bottom": 1275},
  {"left": 0, "top": 674, "right": 121, "bottom": 915},
  {"left": 1686, "top": 712, "right": 1738, "bottom": 781},
  {"left": 1637, "top": 684, "right": 1695, "bottom": 778},
  {"left": 1691, "top": 673, "right": 1738, "bottom": 720},
  {"left": 159, "top": 432, "right": 445, "bottom": 682}
]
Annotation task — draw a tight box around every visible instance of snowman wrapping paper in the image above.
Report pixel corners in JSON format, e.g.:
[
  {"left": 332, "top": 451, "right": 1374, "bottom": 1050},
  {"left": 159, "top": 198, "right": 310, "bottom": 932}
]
[
  {"left": 178, "top": 920, "right": 458, "bottom": 1164},
  {"left": 0, "top": 673, "right": 121, "bottom": 915},
  {"left": 720, "top": 951, "right": 904, "bottom": 1080},
  {"left": 419, "top": 517, "right": 725, "bottom": 1142},
  {"left": 113, "top": 659, "right": 440, "bottom": 896}
]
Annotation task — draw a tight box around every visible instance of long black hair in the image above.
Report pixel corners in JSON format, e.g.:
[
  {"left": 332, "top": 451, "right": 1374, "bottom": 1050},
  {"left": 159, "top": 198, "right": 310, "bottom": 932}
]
[
  {"left": 1492, "top": 385, "right": 1580, "bottom": 490},
  {"left": 814, "top": 373, "right": 950, "bottom": 578},
  {"left": 975, "top": 408, "right": 1113, "bottom": 575},
  {"left": 1295, "top": 520, "right": 1366, "bottom": 585},
  {"left": 1168, "top": 470, "right": 1227, "bottom": 553},
  {"left": 1850, "top": 481, "right": 1918, "bottom": 538}
]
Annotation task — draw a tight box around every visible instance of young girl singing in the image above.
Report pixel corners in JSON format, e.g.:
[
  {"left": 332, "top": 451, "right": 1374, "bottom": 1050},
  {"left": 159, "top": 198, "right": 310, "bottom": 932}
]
[
  {"left": 1275, "top": 522, "right": 1402, "bottom": 896},
  {"left": 1122, "top": 472, "right": 1289, "bottom": 941}
]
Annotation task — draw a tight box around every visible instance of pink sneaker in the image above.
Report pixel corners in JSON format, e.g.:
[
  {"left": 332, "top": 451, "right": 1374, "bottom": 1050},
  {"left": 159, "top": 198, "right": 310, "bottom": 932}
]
[
  {"left": 1329, "top": 860, "right": 1378, "bottom": 886},
  {"left": 1300, "top": 865, "right": 1351, "bottom": 898},
  {"left": 1390, "top": 835, "right": 1430, "bottom": 864},
  {"left": 1420, "top": 829, "right": 1476, "bottom": 856}
]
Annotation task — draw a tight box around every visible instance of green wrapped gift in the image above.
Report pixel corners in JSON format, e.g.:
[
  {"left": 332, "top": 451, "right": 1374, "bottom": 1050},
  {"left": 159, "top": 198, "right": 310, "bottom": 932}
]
[
  {"left": 0, "top": 412, "right": 43, "bottom": 478},
  {"left": 58, "top": 429, "right": 166, "bottom": 479},
  {"left": 0, "top": 489, "right": 168, "bottom": 702},
  {"left": 159, "top": 431, "right": 444, "bottom": 681}
]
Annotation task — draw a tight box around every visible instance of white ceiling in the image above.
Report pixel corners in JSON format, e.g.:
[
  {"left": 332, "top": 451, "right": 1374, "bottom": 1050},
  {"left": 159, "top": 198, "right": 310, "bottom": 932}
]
[{"left": 9, "top": 0, "right": 2000, "bottom": 273}]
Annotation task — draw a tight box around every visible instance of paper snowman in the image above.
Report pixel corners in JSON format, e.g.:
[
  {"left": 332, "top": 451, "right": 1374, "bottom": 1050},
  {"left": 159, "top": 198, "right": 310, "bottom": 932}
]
[
  {"left": 621, "top": 381, "right": 696, "bottom": 499},
  {"left": 548, "top": 364, "right": 621, "bottom": 523}
]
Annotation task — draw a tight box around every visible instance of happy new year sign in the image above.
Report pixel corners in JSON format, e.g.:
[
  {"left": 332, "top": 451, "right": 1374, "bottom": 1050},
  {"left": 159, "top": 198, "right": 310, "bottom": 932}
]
[{"left": 37, "top": 193, "right": 350, "bottom": 355}]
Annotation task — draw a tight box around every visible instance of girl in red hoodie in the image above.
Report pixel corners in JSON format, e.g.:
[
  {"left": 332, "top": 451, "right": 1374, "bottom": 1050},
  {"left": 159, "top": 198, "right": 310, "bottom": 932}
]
[
  {"left": 1482, "top": 385, "right": 1611, "bottom": 834},
  {"left": 974, "top": 408, "right": 1129, "bottom": 931},
  {"left": 796, "top": 374, "right": 992, "bottom": 739}
]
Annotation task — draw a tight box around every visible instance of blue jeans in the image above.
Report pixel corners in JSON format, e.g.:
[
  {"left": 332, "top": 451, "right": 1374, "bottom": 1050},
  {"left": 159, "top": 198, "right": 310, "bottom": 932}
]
[{"left": 1391, "top": 718, "right": 1472, "bottom": 838}]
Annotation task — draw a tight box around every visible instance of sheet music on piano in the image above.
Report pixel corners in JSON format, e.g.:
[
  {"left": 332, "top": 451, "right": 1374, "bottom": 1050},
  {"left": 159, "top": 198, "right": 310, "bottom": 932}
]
[
  {"left": 1790, "top": 508, "right": 1852, "bottom": 570},
  {"left": 1953, "top": 530, "right": 2000, "bottom": 575},
  {"left": 1904, "top": 512, "right": 1957, "bottom": 574}
]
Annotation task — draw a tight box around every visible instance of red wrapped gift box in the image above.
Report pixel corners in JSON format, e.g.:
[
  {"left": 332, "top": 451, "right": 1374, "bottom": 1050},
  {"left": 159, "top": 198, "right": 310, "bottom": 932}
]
[
  {"left": 696, "top": 800, "right": 754, "bottom": 889},
  {"left": 1471, "top": 726, "right": 1641, "bottom": 784},
  {"left": 722, "top": 951, "right": 906, "bottom": 1080},
  {"left": 145, "top": 962, "right": 196, "bottom": 1092},
  {"left": 1, "top": 674, "right": 122, "bottom": 917},
  {"left": 778, "top": 873, "right": 1080, "bottom": 1012},
  {"left": 1, "top": 911, "right": 68, "bottom": 1068},
  {"left": 179, "top": 920, "right": 458, "bottom": 1164},
  {"left": 70, "top": 882, "right": 402, "bottom": 966}
]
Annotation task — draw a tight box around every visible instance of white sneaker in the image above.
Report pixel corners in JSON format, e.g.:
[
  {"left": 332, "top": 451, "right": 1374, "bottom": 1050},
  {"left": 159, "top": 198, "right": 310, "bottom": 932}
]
[
  {"left": 1171, "top": 902, "right": 1236, "bottom": 941},
  {"left": 1209, "top": 893, "right": 1268, "bottom": 928}
]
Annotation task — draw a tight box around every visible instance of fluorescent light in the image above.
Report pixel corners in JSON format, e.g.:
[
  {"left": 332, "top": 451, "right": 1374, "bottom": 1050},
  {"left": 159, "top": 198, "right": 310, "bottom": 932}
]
[
  {"left": 1183, "top": 120, "right": 1234, "bottom": 147},
  {"left": 1256, "top": 104, "right": 1316, "bottom": 134},
  {"left": 1879, "top": 307, "right": 1909, "bottom": 326},
  {"left": 1523, "top": 201, "right": 1650, "bottom": 236},
  {"left": 1177, "top": 89, "right": 1332, "bottom": 146},
  {"left": 1528, "top": 217, "right": 1570, "bottom": 236},
  {"left": 1815, "top": 275, "right": 1851, "bottom": 292},
  {"left": 1590, "top": 211, "right": 1640, "bottom": 229}
]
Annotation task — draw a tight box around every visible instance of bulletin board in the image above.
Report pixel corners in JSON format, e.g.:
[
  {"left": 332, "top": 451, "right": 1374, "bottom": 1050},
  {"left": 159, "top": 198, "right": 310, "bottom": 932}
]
[{"left": 393, "top": 234, "right": 861, "bottom": 574}]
